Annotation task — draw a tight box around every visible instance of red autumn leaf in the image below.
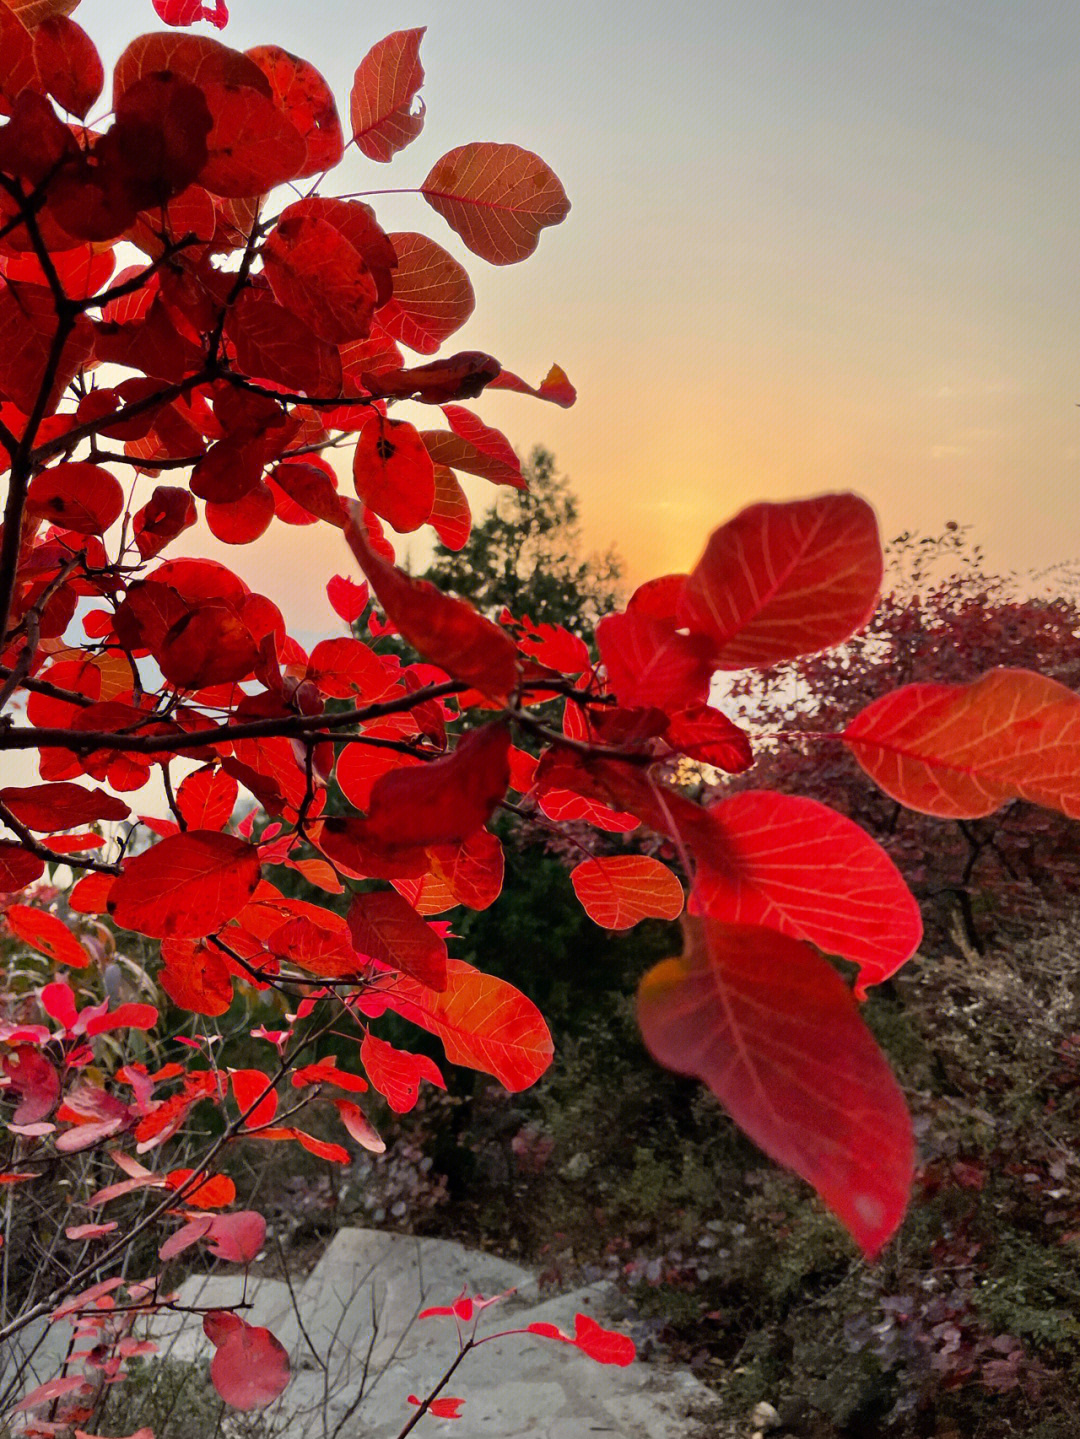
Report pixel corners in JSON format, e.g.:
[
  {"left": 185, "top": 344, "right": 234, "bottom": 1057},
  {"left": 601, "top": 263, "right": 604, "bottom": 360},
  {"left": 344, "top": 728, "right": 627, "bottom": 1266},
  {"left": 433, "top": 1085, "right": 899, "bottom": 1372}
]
[
  {"left": 246, "top": 45, "right": 344, "bottom": 177},
  {"left": 525, "top": 1313, "right": 636, "bottom": 1366},
  {"left": 429, "top": 464, "right": 472, "bottom": 551},
  {"left": 596, "top": 606, "right": 715, "bottom": 712},
  {"left": 32, "top": 16, "right": 104, "bottom": 119},
  {"left": 637, "top": 919, "right": 913, "bottom": 1258},
  {"left": 176, "top": 766, "right": 238, "bottom": 831},
  {"left": 333, "top": 1097, "right": 385, "bottom": 1153},
  {"left": 843, "top": 667, "right": 1080, "bottom": 820},
  {"left": 206, "top": 1316, "right": 290, "bottom": 1410},
  {"left": 378, "top": 232, "right": 474, "bottom": 355},
  {"left": 380, "top": 958, "right": 552, "bottom": 1092},
  {"left": 134, "top": 485, "right": 197, "bottom": 559},
  {"left": 83, "top": 1002, "right": 159, "bottom": 1036},
  {"left": 663, "top": 704, "right": 753, "bottom": 772},
  {"left": 690, "top": 791, "right": 923, "bottom": 996},
  {"left": 0, "top": 842, "right": 45, "bottom": 890},
  {"left": 109, "top": 831, "right": 261, "bottom": 939},
  {"left": 226, "top": 286, "right": 343, "bottom": 397},
  {"left": 421, "top": 426, "right": 525, "bottom": 490},
  {"left": 291, "top": 1059, "right": 368, "bottom": 1092},
  {"left": 166, "top": 1169, "right": 237, "bottom": 1208},
  {"left": 155, "top": 598, "right": 260, "bottom": 689},
  {"left": 160, "top": 939, "right": 234, "bottom": 1016},
  {"left": 407, "top": 1395, "right": 464, "bottom": 1419},
  {"left": 205, "top": 483, "right": 276, "bottom": 545},
  {"left": 347, "top": 889, "right": 448, "bottom": 991},
  {"left": 352, "top": 415, "right": 435, "bottom": 533},
  {"left": 0, "top": 781, "right": 126, "bottom": 833},
  {"left": 230, "top": 1069, "right": 278, "bottom": 1127},
  {"left": 440, "top": 406, "right": 522, "bottom": 484},
  {"left": 198, "top": 79, "right": 307, "bottom": 197},
  {"left": 677, "top": 494, "right": 884, "bottom": 669},
  {"left": 488, "top": 362, "right": 577, "bottom": 407},
  {"left": 320, "top": 723, "right": 511, "bottom": 878},
  {"left": 263, "top": 211, "right": 379, "bottom": 344},
  {"left": 269, "top": 456, "right": 343, "bottom": 527},
  {"left": 428, "top": 828, "right": 505, "bottom": 911},
  {"left": 306, "top": 636, "right": 395, "bottom": 700},
  {"left": 345, "top": 505, "right": 519, "bottom": 700},
  {"left": 326, "top": 574, "right": 368, "bottom": 624},
  {"left": 351, "top": 28, "right": 426, "bottom": 162},
  {"left": 360, "top": 1030, "right": 445, "bottom": 1113},
  {"left": 421, "top": 143, "right": 571, "bottom": 265},
  {"left": 152, "top": 0, "right": 229, "bottom": 28},
  {"left": 571, "top": 855, "right": 685, "bottom": 931},
  {"left": 1, "top": 1046, "right": 60, "bottom": 1123},
  {"left": 4, "top": 906, "right": 89, "bottom": 967}
]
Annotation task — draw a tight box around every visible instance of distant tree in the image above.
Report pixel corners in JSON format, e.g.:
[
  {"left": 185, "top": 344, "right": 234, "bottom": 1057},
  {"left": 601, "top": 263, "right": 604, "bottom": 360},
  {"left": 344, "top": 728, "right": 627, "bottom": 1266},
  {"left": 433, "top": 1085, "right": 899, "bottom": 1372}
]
[{"left": 421, "top": 446, "right": 623, "bottom": 636}]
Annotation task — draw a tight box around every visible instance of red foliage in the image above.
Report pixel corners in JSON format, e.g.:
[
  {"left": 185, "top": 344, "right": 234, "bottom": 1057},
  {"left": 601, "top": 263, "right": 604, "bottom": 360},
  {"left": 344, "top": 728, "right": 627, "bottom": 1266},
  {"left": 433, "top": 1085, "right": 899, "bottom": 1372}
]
[{"left": 0, "top": 12, "right": 1077, "bottom": 1434}]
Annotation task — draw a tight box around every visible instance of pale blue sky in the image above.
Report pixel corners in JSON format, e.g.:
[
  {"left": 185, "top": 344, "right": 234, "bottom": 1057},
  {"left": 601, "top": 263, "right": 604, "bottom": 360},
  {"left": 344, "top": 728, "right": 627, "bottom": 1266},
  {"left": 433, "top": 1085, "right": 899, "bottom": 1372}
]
[{"left": 76, "top": 1, "right": 1080, "bottom": 625}]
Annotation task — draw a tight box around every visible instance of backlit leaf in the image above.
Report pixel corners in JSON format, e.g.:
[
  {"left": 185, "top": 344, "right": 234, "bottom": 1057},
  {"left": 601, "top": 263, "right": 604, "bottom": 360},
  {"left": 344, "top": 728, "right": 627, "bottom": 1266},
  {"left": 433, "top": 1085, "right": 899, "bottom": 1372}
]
[
  {"left": 360, "top": 1030, "right": 445, "bottom": 1113},
  {"left": 4, "top": 906, "right": 89, "bottom": 967},
  {"left": 691, "top": 791, "right": 923, "bottom": 996},
  {"left": 571, "top": 855, "right": 684, "bottom": 931},
  {"left": 677, "top": 494, "right": 883, "bottom": 669},
  {"left": 206, "top": 1315, "right": 290, "bottom": 1410},
  {"left": 348, "top": 889, "right": 448, "bottom": 990},
  {"left": 383, "top": 958, "right": 552, "bottom": 1092},
  {"left": 351, "top": 28, "right": 425, "bottom": 162},
  {"left": 109, "top": 831, "right": 261, "bottom": 939},
  {"left": 421, "top": 142, "right": 570, "bottom": 265},
  {"left": 637, "top": 919, "right": 913, "bottom": 1257},
  {"left": 352, "top": 415, "right": 435, "bottom": 533},
  {"left": 378, "top": 232, "right": 474, "bottom": 355},
  {"left": 843, "top": 668, "right": 1080, "bottom": 820}
]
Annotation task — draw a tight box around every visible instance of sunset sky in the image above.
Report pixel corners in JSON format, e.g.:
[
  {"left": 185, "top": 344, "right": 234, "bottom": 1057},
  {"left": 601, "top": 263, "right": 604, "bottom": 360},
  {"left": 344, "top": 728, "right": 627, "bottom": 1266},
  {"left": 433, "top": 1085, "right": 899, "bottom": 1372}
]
[{"left": 77, "top": 0, "right": 1080, "bottom": 635}]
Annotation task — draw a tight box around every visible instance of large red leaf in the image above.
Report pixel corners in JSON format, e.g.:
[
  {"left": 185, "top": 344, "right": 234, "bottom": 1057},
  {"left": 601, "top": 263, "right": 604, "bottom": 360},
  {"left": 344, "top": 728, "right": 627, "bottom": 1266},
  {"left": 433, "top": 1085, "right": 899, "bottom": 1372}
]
[
  {"left": 25, "top": 462, "right": 124, "bottom": 535},
  {"left": 377, "top": 232, "right": 474, "bottom": 355},
  {"left": 676, "top": 494, "right": 883, "bottom": 669},
  {"left": 318, "top": 723, "right": 511, "bottom": 878},
  {"left": 525, "top": 1313, "right": 636, "bottom": 1366},
  {"left": 429, "top": 464, "right": 471, "bottom": 551},
  {"left": 4, "top": 906, "right": 89, "bottom": 967},
  {"left": 350, "top": 28, "right": 425, "bottom": 162},
  {"left": 262, "top": 211, "right": 378, "bottom": 344},
  {"left": 571, "top": 855, "right": 684, "bottom": 931},
  {"left": 381, "top": 958, "right": 552, "bottom": 1092},
  {"left": 0, "top": 782, "right": 129, "bottom": 832},
  {"left": 347, "top": 889, "right": 448, "bottom": 991},
  {"left": 352, "top": 415, "right": 435, "bottom": 533},
  {"left": 205, "top": 1315, "right": 290, "bottom": 1410},
  {"left": 176, "top": 766, "right": 238, "bottom": 831},
  {"left": 843, "top": 668, "right": 1080, "bottom": 820},
  {"left": 421, "top": 143, "right": 570, "bottom": 265},
  {"left": 344, "top": 504, "right": 519, "bottom": 699},
  {"left": 0, "top": 843, "right": 45, "bottom": 890},
  {"left": 421, "top": 426, "right": 525, "bottom": 489},
  {"left": 109, "top": 831, "right": 261, "bottom": 938},
  {"left": 637, "top": 919, "right": 913, "bottom": 1258},
  {"left": 691, "top": 791, "right": 923, "bottom": 996},
  {"left": 246, "top": 45, "right": 343, "bottom": 177}
]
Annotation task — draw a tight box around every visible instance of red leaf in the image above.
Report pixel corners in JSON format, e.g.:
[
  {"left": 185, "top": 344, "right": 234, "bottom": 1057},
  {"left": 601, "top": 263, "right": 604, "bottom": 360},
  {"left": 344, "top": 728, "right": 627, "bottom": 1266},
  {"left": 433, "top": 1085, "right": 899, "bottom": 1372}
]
[
  {"left": 333, "top": 1097, "right": 385, "bottom": 1153},
  {"left": 246, "top": 45, "right": 343, "bottom": 177},
  {"left": 351, "top": 29, "right": 426, "bottom": 161},
  {"left": 691, "top": 791, "right": 923, "bottom": 996},
  {"left": 32, "top": 16, "right": 104, "bottom": 119},
  {"left": 381, "top": 958, "right": 552, "bottom": 1092},
  {"left": 430, "top": 464, "right": 472, "bottom": 551},
  {"left": 319, "top": 723, "right": 511, "bottom": 877},
  {"left": 408, "top": 1392, "right": 463, "bottom": 1415},
  {"left": 677, "top": 494, "right": 884, "bottom": 669},
  {"left": 352, "top": 415, "right": 435, "bottom": 533},
  {"left": 326, "top": 574, "right": 369, "bottom": 624},
  {"left": 176, "top": 766, "right": 238, "bottom": 831},
  {"left": 263, "top": 210, "right": 379, "bottom": 344},
  {"left": 0, "top": 843, "right": 44, "bottom": 890},
  {"left": 109, "top": 831, "right": 261, "bottom": 939},
  {"left": 843, "top": 668, "right": 1080, "bottom": 819},
  {"left": 525, "top": 1313, "right": 636, "bottom": 1366},
  {"left": 345, "top": 505, "right": 519, "bottom": 699},
  {"left": 205, "top": 482, "right": 276, "bottom": 545},
  {"left": 348, "top": 889, "right": 448, "bottom": 991},
  {"left": 637, "top": 919, "right": 913, "bottom": 1258},
  {"left": 4, "top": 906, "right": 89, "bottom": 967},
  {"left": 571, "top": 856, "right": 684, "bottom": 931},
  {"left": 421, "top": 426, "right": 525, "bottom": 490},
  {"left": 596, "top": 607, "right": 715, "bottom": 712},
  {"left": 207, "top": 1317, "right": 290, "bottom": 1410},
  {"left": 152, "top": 0, "right": 229, "bottom": 27},
  {"left": 160, "top": 939, "right": 234, "bottom": 1016},
  {"left": 198, "top": 79, "right": 306, "bottom": 197},
  {"left": 407, "top": 1395, "right": 464, "bottom": 1419},
  {"left": 488, "top": 362, "right": 576, "bottom": 407},
  {"left": 1, "top": 1046, "right": 60, "bottom": 1123},
  {"left": 421, "top": 143, "right": 570, "bottom": 265},
  {"left": 230, "top": 1069, "right": 278, "bottom": 1128},
  {"left": 360, "top": 1030, "right": 445, "bottom": 1113},
  {"left": 378, "top": 232, "right": 474, "bottom": 355}
]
